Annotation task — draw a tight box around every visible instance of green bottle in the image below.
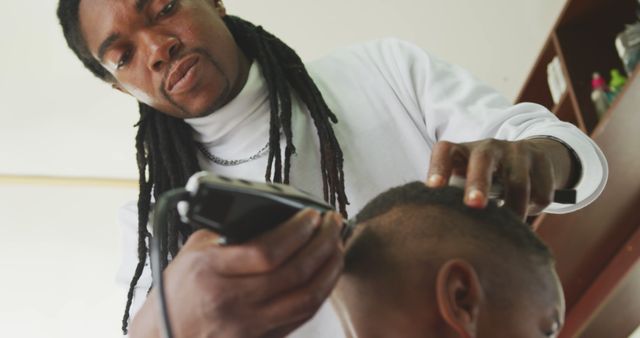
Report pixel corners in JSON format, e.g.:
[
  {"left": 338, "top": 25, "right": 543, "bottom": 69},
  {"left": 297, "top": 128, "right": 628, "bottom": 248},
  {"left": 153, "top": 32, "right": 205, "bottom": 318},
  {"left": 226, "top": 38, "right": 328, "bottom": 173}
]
[{"left": 609, "top": 69, "right": 627, "bottom": 101}]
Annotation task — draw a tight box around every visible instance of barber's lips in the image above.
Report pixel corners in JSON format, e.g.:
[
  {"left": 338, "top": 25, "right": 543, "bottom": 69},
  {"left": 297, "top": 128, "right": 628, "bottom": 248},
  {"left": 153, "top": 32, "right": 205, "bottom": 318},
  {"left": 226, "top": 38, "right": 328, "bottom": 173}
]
[{"left": 166, "top": 55, "right": 200, "bottom": 94}]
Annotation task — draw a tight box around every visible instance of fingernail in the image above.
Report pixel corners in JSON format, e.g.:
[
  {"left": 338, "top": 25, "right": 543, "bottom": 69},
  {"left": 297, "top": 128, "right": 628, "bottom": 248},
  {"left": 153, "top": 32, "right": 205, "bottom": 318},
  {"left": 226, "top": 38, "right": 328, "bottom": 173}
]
[
  {"left": 466, "top": 189, "right": 486, "bottom": 208},
  {"left": 331, "top": 212, "right": 343, "bottom": 226},
  {"left": 427, "top": 174, "right": 444, "bottom": 187},
  {"left": 309, "top": 210, "right": 322, "bottom": 228}
]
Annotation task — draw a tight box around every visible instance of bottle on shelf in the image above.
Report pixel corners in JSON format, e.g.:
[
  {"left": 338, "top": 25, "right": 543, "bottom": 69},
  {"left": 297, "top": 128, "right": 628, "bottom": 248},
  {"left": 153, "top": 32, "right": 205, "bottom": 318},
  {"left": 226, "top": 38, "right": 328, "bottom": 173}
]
[
  {"left": 591, "top": 72, "right": 610, "bottom": 119},
  {"left": 615, "top": 21, "right": 640, "bottom": 75},
  {"left": 609, "top": 69, "right": 628, "bottom": 100}
]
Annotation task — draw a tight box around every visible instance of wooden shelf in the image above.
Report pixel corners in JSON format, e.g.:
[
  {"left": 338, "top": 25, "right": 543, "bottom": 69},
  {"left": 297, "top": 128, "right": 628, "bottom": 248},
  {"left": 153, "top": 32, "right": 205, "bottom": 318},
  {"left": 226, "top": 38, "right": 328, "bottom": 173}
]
[
  {"left": 591, "top": 64, "right": 640, "bottom": 137},
  {"left": 550, "top": 32, "right": 588, "bottom": 133},
  {"left": 537, "top": 71, "right": 640, "bottom": 338},
  {"left": 516, "top": 37, "right": 557, "bottom": 110},
  {"left": 561, "top": 226, "right": 640, "bottom": 338},
  {"left": 516, "top": 0, "right": 640, "bottom": 336},
  {"left": 553, "top": 92, "right": 582, "bottom": 131}
]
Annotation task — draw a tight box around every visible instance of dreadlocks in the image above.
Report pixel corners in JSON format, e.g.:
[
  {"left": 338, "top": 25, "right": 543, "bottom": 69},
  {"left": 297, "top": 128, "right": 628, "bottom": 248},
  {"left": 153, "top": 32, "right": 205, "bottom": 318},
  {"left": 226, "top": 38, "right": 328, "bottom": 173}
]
[{"left": 57, "top": 1, "right": 349, "bottom": 334}]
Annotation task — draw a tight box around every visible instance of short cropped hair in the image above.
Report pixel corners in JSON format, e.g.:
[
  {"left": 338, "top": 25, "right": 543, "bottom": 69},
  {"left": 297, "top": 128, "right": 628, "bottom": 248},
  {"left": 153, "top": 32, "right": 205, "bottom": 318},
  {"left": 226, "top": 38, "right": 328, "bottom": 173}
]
[{"left": 345, "top": 182, "right": 554, "bottom": 298}]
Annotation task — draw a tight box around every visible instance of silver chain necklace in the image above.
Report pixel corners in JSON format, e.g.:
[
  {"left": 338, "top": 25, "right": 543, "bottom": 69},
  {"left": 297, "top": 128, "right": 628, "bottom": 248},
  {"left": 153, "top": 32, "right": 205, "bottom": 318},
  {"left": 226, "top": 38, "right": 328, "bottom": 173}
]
[{"left": 196, "top": 142, "right": 270, "bottom": 166}]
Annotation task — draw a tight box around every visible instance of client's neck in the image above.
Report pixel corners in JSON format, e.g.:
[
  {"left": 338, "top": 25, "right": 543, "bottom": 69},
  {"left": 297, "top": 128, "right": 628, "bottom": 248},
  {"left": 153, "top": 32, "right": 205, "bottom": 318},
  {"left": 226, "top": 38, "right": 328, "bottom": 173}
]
[{"left": 332, "top": 274, "right": 439, "bottom": 338}]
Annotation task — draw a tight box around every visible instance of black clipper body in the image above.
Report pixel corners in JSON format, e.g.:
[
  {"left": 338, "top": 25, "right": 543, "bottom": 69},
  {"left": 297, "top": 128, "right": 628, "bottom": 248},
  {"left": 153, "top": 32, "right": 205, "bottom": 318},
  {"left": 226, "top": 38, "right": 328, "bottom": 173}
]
[{"left": 180, "top": 172, "right": 334, "bottom": 244}]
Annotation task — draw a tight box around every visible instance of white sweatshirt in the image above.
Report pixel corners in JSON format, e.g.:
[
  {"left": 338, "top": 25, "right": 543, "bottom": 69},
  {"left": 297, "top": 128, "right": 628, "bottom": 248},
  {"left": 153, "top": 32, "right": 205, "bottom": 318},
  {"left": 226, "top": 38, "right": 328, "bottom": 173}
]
[{"left": 118, "top": 38, "right": 608, "bottom": 337}]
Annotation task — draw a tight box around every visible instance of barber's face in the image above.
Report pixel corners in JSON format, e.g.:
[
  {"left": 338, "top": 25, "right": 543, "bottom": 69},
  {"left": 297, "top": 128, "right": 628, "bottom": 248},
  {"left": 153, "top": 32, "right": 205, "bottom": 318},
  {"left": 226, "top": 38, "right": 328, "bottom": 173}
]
[{"left": 79, "top": 0, "right": 250, "bottom": 118}]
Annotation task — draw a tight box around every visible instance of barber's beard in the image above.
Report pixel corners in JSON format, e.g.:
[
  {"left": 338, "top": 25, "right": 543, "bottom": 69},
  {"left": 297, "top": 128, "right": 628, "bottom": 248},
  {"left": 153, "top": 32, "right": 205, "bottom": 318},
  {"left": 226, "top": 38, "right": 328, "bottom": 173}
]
[{"left": 160, "top": 48, "right": 231, "bottom": 118}]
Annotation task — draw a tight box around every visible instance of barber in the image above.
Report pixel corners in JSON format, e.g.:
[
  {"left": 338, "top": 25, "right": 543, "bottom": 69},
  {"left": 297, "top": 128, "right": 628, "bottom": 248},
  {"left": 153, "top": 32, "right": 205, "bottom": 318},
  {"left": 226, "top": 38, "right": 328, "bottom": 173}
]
[{"left": 57, "top": 0, "right": 607, "bottom": 337}]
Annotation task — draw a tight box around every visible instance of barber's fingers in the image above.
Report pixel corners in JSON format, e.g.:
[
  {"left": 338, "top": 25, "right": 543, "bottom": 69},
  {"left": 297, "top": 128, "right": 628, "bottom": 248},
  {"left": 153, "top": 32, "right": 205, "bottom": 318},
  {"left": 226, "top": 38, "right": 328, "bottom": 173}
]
[
  {"left": 463, "top": 144, "right": 501, "bottom": 209},
  {"left": 241, "top": 212, "right": 343, "bottom": 301},
  {"left": 194, "top": 209, "right": 322, "bottom": 276},
  {"left": 427, "top": 141, "right": 469, "bottom": 188},
  {"left": 257, "top": 248, "right": 343, "bottom": 334},
  {"left": 181, "top": 228, "right": 222, "bottom": 250},
  {"left": 528, "top": 151, "right": 555, "bottom": 215},
  {"left": 502, "top": 154, "right": 531, "bottom": 220}
]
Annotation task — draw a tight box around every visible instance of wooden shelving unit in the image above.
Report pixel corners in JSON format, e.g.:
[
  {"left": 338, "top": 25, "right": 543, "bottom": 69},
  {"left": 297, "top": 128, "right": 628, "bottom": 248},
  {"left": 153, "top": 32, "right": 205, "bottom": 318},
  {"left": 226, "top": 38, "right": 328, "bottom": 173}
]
[
  {"left": 516, "top": 1, "right": 640, "bottom": 337},
  {"left": 518, "top": 0, "right": 637, "bottom": 134}
]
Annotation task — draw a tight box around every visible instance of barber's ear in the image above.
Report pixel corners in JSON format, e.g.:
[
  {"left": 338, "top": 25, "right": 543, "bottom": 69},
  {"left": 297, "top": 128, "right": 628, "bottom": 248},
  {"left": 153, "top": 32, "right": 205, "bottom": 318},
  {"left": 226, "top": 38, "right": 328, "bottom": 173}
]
[{"left": 435, "top": 259, "right": 484, "bottom": 338}]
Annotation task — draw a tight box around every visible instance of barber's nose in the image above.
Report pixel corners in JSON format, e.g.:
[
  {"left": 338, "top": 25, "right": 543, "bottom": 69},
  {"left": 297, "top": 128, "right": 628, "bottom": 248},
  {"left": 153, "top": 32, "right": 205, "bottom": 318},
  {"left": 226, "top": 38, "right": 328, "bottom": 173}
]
[{"left": 143, "top": 31, "right": 181, "bottom": 72}]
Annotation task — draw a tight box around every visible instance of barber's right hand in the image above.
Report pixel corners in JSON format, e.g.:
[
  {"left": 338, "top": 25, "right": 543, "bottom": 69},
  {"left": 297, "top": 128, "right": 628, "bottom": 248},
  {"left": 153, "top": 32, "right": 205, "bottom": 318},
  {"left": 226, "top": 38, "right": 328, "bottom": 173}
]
[{"left": 129, "top": 209, "right": 344, "bottom": 338}]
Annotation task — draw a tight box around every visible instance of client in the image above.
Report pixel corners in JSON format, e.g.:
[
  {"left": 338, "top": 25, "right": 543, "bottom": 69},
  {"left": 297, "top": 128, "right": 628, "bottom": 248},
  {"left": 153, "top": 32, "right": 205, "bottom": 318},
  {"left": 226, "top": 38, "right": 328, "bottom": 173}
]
[{"left": 332, "top": 182, "right": 565, "bottom": 338}]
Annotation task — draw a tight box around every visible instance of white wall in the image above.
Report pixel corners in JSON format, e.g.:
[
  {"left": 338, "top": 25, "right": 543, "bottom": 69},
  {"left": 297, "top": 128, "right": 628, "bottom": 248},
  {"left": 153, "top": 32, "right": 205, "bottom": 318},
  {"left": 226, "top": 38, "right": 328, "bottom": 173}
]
[
  {"left": 0, "top": 184, "right": 137, "bottom": 338},
  {"left": 0, "top": 1, "right": 565, "bottom": 337},
  {"left": 0, "top": 0, "right": 564, "bottom": 179}
]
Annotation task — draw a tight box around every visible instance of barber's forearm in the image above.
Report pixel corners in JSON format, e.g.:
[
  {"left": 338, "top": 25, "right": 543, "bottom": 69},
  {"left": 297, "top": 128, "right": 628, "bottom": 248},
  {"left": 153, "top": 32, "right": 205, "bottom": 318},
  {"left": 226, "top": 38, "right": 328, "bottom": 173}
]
[
  {"left": 527, "top": 138, "right": 579, "bottom": 189},
  {"left": 128, "top": 293, "right": 162, "bottom": 338}
]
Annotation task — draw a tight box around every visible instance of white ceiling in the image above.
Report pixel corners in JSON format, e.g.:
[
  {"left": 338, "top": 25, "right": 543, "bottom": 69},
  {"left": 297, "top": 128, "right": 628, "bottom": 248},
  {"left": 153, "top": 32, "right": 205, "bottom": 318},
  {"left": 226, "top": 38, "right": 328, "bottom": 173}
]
[{"left": 0, "top": 0, "right": 564, "bottom": 180}]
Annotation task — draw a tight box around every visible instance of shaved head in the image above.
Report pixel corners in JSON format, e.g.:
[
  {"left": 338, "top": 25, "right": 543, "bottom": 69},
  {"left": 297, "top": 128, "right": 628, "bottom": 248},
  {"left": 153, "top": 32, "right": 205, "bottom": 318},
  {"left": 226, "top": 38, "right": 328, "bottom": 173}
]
[
  {"left": 335, "top": 183, "right": 564, "bottom": 338},
  {"left": 346, "top": 182, "right": 554, "bottom": 290}
]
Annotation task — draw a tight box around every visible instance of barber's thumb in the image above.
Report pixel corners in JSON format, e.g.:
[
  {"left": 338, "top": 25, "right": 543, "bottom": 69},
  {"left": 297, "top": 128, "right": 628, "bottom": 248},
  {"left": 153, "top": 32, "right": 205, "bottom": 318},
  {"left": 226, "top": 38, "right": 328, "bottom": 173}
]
[{"left": 186, "top": 228, "right": 224, "bottom": 248}]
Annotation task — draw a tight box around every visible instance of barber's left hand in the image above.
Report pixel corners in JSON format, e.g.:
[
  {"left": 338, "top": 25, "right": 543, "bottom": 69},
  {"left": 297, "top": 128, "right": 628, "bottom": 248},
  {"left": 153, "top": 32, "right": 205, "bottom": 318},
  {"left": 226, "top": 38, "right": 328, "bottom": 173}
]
[{"left": 425, "top": 138, "right": 575, "bottom": 219}]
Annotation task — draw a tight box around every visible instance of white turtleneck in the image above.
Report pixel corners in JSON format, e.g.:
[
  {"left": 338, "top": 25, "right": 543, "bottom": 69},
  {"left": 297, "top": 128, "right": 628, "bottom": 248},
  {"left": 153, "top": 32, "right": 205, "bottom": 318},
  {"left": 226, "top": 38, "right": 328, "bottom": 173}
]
[
  {"left": 185, "top": 60, "right": 270, "bottom": 156},
  {"left": 118, "top": 38, "right": 608, "bottom": 338}
]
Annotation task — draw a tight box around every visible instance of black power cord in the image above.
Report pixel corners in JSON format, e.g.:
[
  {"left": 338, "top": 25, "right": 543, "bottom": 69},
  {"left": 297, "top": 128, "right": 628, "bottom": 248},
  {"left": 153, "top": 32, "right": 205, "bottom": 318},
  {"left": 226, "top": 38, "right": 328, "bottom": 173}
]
[{"left": 150, "top": 188, "right": 190, "bottom": 338}]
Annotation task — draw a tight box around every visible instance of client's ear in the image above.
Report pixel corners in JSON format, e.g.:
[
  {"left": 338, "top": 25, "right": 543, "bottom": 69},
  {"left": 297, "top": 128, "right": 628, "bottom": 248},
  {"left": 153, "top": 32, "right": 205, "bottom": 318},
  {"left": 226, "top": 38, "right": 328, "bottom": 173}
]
[{"left": 435, "top": 259, "right": 484, "bottom": 338}]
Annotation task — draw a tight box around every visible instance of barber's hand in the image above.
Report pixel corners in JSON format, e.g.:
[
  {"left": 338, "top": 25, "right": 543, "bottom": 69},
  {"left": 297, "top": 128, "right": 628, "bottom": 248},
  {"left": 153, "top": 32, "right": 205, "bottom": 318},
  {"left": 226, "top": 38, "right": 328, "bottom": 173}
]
[
  {"left": 426, "top": 138, "right": 575, "bottom": 219},
  {"left": 129, "top": 209, "right": 344, "bottom": 338}
]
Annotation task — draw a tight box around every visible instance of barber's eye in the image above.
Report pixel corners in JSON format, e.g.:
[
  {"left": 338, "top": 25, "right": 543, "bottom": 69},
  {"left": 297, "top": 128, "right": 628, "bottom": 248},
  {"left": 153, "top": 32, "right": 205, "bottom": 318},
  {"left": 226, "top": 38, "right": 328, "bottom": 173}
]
[
  {"left": 157, "top": 0, "right": 177, "bottom": 18},
  {"left": 117, "top": 50, "right": 132, "bottom": 70}
]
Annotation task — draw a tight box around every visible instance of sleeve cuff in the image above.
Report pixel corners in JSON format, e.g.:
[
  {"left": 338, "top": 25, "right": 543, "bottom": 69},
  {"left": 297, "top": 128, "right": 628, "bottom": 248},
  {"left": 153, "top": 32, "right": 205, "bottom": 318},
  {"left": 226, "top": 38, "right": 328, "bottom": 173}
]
[{"left": 525, "top": 130, "right": 608, "bottom": 214}]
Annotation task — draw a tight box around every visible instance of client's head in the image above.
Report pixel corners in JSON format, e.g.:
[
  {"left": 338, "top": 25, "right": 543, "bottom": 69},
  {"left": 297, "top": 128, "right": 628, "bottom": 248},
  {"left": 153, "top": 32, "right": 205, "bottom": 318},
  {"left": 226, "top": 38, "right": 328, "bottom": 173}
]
[{"left": 335, "top": 182, "right": 564, "bottom": 338}]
